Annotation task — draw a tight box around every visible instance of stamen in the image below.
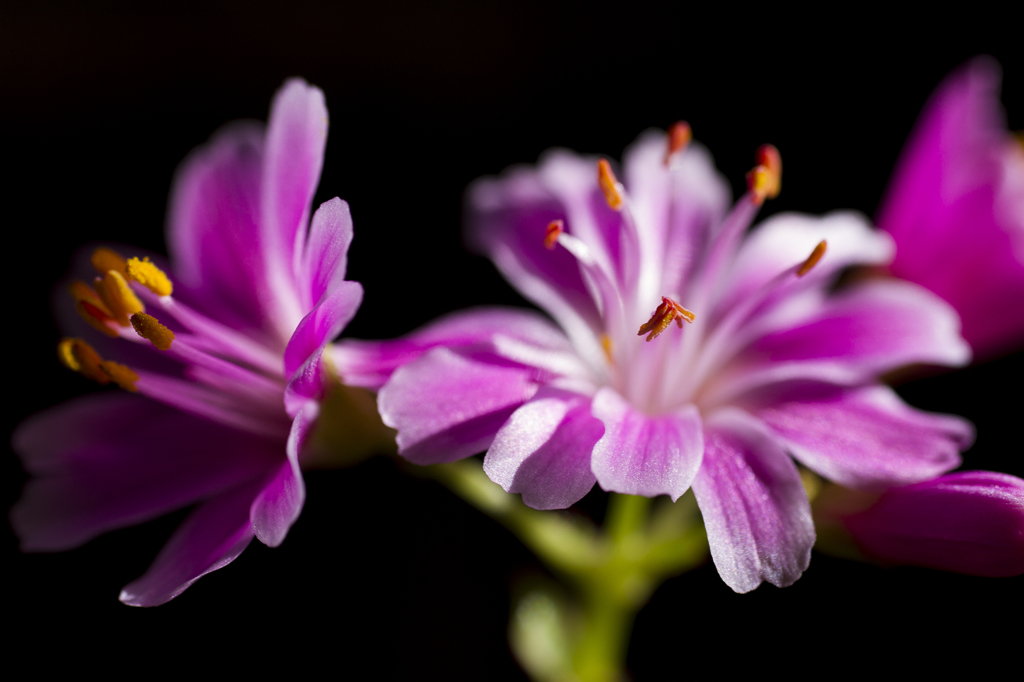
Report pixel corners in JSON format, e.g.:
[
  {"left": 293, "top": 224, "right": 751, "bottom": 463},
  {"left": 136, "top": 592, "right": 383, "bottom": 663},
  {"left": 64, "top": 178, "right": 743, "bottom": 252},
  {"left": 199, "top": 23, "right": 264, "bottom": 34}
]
[
  {"left": 797, "top": 240, "right": 827, "bottom": 277},
  {"left": 637, "top": 296, "right": 696, "bottom": 342},
  {"left": 69, "top": 280, "right": 113, "bottom": 318},
  {"left": 664, "top": 121, "right": 692, "bottom": 165},
  {"left": 544, "top": 220, "right": 564, "bottom": 250},
  {"left": 600, "top": 333, "right": 614, "bottom": 364},
  {"left": 131, "top": 312, "right": 175, "bottom": 350},
  {"left": 57, "top": 337, "right": 110, "bottom": 384},
  {"left": 98, "top": 360, "right": 140, "bottom": 392},
  {"left": 74, "top": 300, "right": 120, "bottom": 338},
  {"left": 597, "top": 159, "right": 624, "bottom": 211},
  {"left": 126, "top": 257, "right": 173, "bottom": 296},
  {"left": 94, "top": 270, "right": 145, "bottom": 327},
  {"left": 91, "top": 247, "right": 127, "bottom": 275},
  {"left": 745, "top": 145, "right": 782, "bottom": 206}
]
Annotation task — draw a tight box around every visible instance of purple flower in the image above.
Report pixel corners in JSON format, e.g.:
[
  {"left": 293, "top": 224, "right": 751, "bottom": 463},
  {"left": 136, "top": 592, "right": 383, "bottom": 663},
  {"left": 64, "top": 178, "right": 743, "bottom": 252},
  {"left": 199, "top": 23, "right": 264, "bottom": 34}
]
[
  {"left": 817, "top": 472, "right": 1024, "bottom": 577},
  {"left": 12, "top": 79, "right": 363, "bottom": 605},
  {"left": 878, "top": 57, "right": 1024, "bottom": 358},
  {"left": 371, "top": 128, "right": 975, "bottom": 592}
]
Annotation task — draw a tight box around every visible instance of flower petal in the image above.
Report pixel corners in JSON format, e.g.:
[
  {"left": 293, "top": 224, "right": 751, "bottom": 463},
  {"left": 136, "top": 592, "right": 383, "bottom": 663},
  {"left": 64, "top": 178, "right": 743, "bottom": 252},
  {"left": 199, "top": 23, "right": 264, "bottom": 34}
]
[
  {"left": 466, "top": 167, "right": 605, "bottom": 366},
  {"left": 260, "top": 78, "right": 329, "bottom": 333},
  {"left": 284, "top": 280, "right": 363, "bottom": 378},
  {"left": 843, "top": 471, "right": 1024, "bottom": 577},
  {"left": 302, "top": 197, "right": 353, "bottom": 311},
  {"left": 590, "top": 387, "right": 703, "bottom": 500},
  {"left": 11, "top": 393, "right": 283, "bottom": 551},
  {"left": 691, "top": 409, "right": 814, "bottom": 593},
  {"left": 333, "top": 307, "right": 573, "bottom": 391},
  {"left": 623, "top": 131, "right": 731, "bottom": 300},
  {"left": 484, "top": 389, "right": 603, "bottom": 510},
  {"left": 378, "top": 347, "right": 542, "bottom": 464},
  {"left": 164, "top": 122, "right": 272, "bottom": 335},
  {"left": 249, "top": 400, "right": 316, "bottom": 547},
  {"left": 753, "top": 384, "right": 972, "bottom": 490},
  {"left": 119, "top": 476, "right": 267, "bottom": 606},
  {"left": 878, "top": 58, "right": 1024, "bottom": 357}
]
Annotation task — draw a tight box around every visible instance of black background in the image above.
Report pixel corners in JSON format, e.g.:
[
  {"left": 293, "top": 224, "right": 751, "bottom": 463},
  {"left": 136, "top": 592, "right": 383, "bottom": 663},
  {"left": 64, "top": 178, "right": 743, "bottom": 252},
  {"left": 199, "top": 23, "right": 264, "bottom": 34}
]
[{"left": 3, "top": 2, "right": 1022, "bottom": 677}]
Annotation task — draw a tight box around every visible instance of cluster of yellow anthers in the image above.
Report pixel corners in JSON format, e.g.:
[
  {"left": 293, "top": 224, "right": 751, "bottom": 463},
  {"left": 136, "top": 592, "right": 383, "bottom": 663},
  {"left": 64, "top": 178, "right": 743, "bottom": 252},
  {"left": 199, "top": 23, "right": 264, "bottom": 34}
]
[{"left": 59, "top": 248, "right": 176, "bottom": 390}]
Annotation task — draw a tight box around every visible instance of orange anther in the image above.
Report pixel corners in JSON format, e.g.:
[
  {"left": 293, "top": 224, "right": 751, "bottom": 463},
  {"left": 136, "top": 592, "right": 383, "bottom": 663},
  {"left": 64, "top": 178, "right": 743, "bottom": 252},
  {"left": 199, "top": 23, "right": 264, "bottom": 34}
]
[
  {"left": 75, "top": 300, "right": 120, "bottom": 338},
  {"left": 637, "top": 297, "right": 696, "bottom": 342},
  {"left": 91, "top": 247, "right": 127, "bottom": 275},
  {"left": 797, "top": 240, "right": 827, "bottom": 277},
  {"left": 544, "top": 220, "right": 564, "bottom": 250},
  {"left": 597, "top": 159, "right": 624, "bottom": 211},
  {"left": 600, "top": 333, "right": 614, "bottom": 364},
  {"left": 664, "top": 121, "right": 692, "bottom": 165}
]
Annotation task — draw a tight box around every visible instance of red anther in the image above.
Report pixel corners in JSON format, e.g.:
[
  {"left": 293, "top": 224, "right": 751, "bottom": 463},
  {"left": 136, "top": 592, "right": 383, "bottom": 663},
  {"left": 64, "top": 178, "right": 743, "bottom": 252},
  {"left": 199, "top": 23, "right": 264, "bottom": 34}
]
[
  {"left": 597, "top": 159, "right": 624, "bottom": 211},
  {"left": 544, "top": 220, "right": 564, "bottom": 250},
  {"left": 664, "top": 121, "right": 693, "bottom": 165},
  {"left": 637, "top": 296, "right": 696, "bottom": 342}
]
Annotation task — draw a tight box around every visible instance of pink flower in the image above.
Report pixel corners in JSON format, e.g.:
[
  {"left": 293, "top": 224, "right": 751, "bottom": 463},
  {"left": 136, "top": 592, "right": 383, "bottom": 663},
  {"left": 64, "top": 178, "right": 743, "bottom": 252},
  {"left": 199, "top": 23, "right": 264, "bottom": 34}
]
[
  {"left": 11, "top": 79, "right": 363, "bottom": 605},
  {"left": 370, "top": 128, "right": 975, "bottom": 592},
  {"left": 878, "top": 57, "right": 1024, "bottom": 358}
]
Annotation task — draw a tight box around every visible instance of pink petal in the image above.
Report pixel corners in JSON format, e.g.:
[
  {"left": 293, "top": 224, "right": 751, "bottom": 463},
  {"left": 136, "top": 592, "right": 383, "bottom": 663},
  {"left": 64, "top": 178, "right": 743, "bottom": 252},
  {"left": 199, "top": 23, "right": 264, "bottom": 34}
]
[
  {"left": 260, "top": 78, "right": 329, "bottom": 333},
  {"left": 754, "top": 384, "right": 972, "bottom": 490},
  {"left": 11, "top": 394, "right": 283, "bottom": 551},
  {"left": 333, "top": 307, "right": 576, "bottom": 391},
  {"left": 302, "top": 197, "right": 353, "bottom": 311},
  {"left": 691, "top": 409, "right": 814, "bottom": 593},
  {"left": 715, "top": 279, "right": 970, "bottom": 400},
  {"left": 283, "top": 279, "right": 363, "bottom": 378},
  {"left": 623, "top": 131, "right": 731, "bottom": 299},
  {"left": 249, "top": 401, "right": 316, "bottom": 547},
  {"left": 844, "top": 471, "right": 1024, "bottom": 577},
  {"left": 164, "top": 122, "right": 272, "bottom": 335},
  {"left": 119, "top": 476, "right": 267, "bottom": 606},
  {"left": 484, "top": 389, "right": 603, "bottom": 510},
  {"left": 378, "top": 347, "right": 542, "bottom": 464},
  {"left": 590, "top": 387, "right": 703, "bottom": 500},
  {"left": 878, "top": 58, "right": 1024, "bottom": 357}
]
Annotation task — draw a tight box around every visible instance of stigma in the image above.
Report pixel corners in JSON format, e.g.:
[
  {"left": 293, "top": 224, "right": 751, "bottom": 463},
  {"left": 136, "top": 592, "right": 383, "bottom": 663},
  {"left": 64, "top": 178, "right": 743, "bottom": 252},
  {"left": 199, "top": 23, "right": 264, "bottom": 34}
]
[
  {"left": 57, "top": 337, "right": 139, "bottom": 391},
  {"left": 638, "top": 297, "right": 696, "bottom": 342}
]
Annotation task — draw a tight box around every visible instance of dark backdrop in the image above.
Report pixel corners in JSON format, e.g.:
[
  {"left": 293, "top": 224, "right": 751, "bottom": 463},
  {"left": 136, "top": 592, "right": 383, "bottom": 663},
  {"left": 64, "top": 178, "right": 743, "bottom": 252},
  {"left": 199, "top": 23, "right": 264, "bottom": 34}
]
[{"left": 4, "top": 2, "right": 1022, "bottom": 677}]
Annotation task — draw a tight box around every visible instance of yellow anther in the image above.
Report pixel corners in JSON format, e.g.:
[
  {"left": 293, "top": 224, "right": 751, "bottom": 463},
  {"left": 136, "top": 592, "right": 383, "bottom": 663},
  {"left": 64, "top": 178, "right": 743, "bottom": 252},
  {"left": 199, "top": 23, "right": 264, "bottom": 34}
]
[
  {"left": 664, "top": 121, "right": 692, "bottom": 165},
  {"left": 91, "top": 247, "right": 127, "bottom": 275},
  {"left": 544, "top": 220, "right": 564, "bottom": 250},
  {"left": 746, "top": 145, "right": 782, "bottom": 206},
  {"left": 597, "top": 159, "right": 624, "bottom": 211},
  {"left": 99, "top": 360, "right": 140, "bottom": 392},
  {"left": 131, "top": 312, "right": 175, "bottom": 350},
  {"left": 637, "top": 297, "right": 696, "bottom": 342},
  {"left": 600, "top": 334, "right": 614, "bottom": 364},
  {"left": 126, "top": 257, "right": 173, "bottom": 296},
  {"left": 746, "top": 166, "right": 773, "bottom": 206},
  {"left": 94, "top": 270, "right": 145, "bottom": 327},
  {"left": 57, "top": 337, "right": 111, "bottom": 385},
  {"left": 797, "top": 240, "right": 827, "bottom": 277}
]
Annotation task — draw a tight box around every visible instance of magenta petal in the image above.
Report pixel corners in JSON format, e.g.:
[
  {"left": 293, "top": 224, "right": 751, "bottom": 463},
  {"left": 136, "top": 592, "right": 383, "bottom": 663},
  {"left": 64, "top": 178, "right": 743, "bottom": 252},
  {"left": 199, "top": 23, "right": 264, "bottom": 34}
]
[
  {"left": 691, "top": 409, "right": 814, "bottom": 593},
  {"left": 723, "top": 279, "right": 969, "bottom": 397},
  {"left": 334, "top": 307, "right": 573, "bottom": 391},
  {"left": 302, "top": 197, "right": 353, "bottom": 311},
  {"left": 590, "top": 387, "right": 703, "bottom": 500},
  {"left": 11, "top": 394, "right": 283, "bottom": 551},
  {"left": 284, "top": 280, "right": 363, "bottom": 378},
  {"left": 754, "top": 384, "right": 971, "bottom": 490},
  {"left": 249, "top": 401, "right": 315, "bottom": 547},
  {"left": 378, "top": 347, "right": 541, "bottom": 464},
  {"left": 484, "top": 389, "right": 603, "bottom": 510},
  {"left": 878, "top": 58, "right": 1024, "bottom": 357},
  {"left": 260, "top": 78, "right": 328, "bottom": 325},
  {"left": 844, "top": 471, "right": 1024, "bottom": 577},
  {"left": 165, "top": 121, "right": 270, "bottom": 333},
  {"left": 119, "top": 476, "right": 266, "bottom": 607}
]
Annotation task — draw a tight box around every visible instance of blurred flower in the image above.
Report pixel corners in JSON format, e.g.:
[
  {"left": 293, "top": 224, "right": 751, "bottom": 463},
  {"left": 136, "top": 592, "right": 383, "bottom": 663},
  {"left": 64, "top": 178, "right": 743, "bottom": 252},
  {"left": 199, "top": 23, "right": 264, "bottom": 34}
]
[
  {"left": 11, "top": 79, "right": 375, "bottom": 605},
  {"left": 878, "top": 57, "right": 1024, "bottom": 358},
  {"left": 814, "top": 471, "right": 1024, "bottom": 577},
  {"left": 371, "top": 128, "right": 974, "bottom": 592}
]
